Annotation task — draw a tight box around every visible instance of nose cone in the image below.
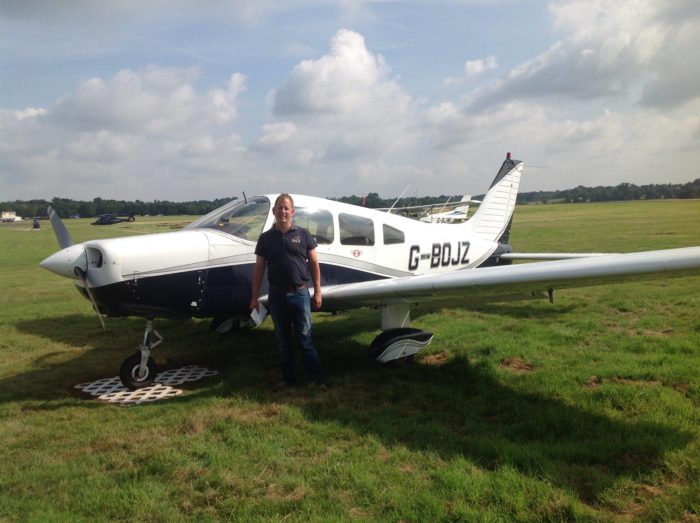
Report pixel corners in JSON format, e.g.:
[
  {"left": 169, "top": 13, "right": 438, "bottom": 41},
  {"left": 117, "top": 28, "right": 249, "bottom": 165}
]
[{"left": 40, "top": 244, "right": 87, "bottom": 279}]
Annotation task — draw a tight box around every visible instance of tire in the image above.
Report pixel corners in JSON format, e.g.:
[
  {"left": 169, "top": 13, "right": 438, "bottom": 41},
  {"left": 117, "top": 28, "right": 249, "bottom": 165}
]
[{"left": 119, "top": 352, "right": 157, "bottom": 390}]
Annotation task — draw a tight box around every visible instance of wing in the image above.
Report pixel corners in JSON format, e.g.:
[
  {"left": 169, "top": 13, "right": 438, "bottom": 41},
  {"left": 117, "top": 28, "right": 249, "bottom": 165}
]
[
  {"left": 499, "top": 252, "right": 615, "bottom": 261},
  {"left": 321, "top": 246, "right": 700, "bottom": 310},
  {"left": 377, "top": 199, "right": 479, "bottom": 215}
]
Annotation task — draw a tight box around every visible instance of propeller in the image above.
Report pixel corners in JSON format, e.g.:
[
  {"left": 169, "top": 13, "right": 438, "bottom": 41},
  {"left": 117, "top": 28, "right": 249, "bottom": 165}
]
[
  {"left": 43, "top": 206, "right": 106, "bottom": 330},
  {"left": 74, "top": 266, "right": 106, "bottom": 330}
]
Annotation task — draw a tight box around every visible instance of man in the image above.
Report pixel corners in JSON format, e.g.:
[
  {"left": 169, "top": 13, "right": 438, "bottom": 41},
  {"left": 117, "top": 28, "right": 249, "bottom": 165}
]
[{"left": 250, "top": 193, "right": 326, "bottom": 389}]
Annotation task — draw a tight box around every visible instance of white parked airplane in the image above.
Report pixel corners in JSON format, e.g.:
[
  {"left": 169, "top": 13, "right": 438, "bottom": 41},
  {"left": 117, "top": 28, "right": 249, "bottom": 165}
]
[
  {"left": 418, "top": 195, "right": 473, "bottom": 223},
  {"left": 379, "top": 194, "right": 478, "bottom": 223},
  {"left": 41, "top": 154, "right": 700, "bottom": 389}
]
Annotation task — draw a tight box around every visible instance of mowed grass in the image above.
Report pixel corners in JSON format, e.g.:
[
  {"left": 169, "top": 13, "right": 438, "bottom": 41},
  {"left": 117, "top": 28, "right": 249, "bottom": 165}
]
[{"left": 1, "top": 201, "right": 699, "bottom": 522}]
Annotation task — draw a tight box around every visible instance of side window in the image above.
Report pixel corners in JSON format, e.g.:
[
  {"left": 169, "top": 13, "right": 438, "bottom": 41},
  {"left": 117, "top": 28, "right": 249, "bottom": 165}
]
[
  {"left": 294, "top": 207, "right": 334, "bottom": 244},
  {"left": 383, "top": 224, "right": 405, "bottom": 245},
  {"left": 339, "top": 213, "right": 375, "bottom": 246}
]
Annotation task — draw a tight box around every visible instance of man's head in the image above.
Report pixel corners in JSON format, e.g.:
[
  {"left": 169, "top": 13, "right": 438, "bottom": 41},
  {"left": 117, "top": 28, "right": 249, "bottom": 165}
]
[{"left": 273, "top": 193, "right": 295, "bottom": 231}]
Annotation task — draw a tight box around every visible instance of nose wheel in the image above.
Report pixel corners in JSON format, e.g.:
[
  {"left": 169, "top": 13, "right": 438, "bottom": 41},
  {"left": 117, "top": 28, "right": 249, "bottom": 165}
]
[
  {"left": 120, "top": 352, "right": 157, "bottom": 389},
  {"left": 119, "top": 319, "right": 162, "bottom": 390}
]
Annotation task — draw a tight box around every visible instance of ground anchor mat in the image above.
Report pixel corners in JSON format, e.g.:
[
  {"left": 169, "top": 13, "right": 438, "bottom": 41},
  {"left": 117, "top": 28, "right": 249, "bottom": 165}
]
[{"left": 75, "top": 365, "right": 218, "bottom": 406}]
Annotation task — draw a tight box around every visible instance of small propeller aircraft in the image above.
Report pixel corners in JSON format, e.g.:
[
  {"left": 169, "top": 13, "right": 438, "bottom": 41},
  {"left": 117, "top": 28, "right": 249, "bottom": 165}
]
[
  {"left": 92, "top": 213, "right": 136, "bottom": 226},
  {"left": 378, "top": 194, "right": 479, "bottom": 223},
  {"left": 418, "top": 195, "right": 474, "bottom": 223},
  {"left": 41, "top": 153, "right": 700, "bottom": 389}
]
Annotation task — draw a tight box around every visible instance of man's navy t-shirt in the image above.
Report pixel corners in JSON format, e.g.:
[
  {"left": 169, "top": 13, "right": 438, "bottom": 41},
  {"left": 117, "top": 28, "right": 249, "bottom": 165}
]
[{"left": 255, "top": 225, "right": 317, "bottom": 291}]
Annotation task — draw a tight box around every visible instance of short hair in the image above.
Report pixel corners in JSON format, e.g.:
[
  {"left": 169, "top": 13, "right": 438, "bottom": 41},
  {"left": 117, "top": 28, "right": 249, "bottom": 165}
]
[{"left": 274, "top": 193, "right": 294, "bottom": 208}]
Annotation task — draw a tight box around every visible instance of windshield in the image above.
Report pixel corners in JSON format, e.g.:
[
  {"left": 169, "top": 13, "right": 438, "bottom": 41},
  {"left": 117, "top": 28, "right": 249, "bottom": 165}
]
[{"left": 187, "top": 197, "right": 270, "bottom": 241}]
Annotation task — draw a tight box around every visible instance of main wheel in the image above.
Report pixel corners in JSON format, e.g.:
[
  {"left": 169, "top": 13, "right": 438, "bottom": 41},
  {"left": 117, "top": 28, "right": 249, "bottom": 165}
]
[
  {"left": 119, "top": 352, "right": 157, "bottom": 390},
  {"left": 368, "top": 328, "right": 433, "bottom": 362}
]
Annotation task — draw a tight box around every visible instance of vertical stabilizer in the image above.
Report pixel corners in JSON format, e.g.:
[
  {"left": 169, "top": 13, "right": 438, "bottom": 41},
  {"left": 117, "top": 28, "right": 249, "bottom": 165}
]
[{"left": 468, "top": 154, "right": 523, "bottom": 242}]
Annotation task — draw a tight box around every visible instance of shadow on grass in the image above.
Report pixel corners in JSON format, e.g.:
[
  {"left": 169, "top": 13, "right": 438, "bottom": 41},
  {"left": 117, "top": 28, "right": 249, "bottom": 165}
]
[
  {"left": 6, "top": 310, "right": 693, "bottom": 504},
  {"left": 6, "top": 314, "right": 229, "bottom": 402}
]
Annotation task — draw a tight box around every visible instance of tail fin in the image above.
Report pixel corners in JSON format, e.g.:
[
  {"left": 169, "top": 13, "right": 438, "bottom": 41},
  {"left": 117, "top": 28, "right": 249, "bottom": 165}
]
[
  {"left": 468, "top": 153, "right": 523, "bottom": 242},
  {"left": 47, "top": 206, "right": 74, "bottom": 249}
]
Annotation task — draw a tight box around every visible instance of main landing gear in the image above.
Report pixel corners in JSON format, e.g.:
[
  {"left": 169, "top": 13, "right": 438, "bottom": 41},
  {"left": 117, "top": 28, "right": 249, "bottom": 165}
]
[
  {"left": 369, "top": 327, "right": 433, "bottom": 362},
  {"left": 119, "top": 319, "right": 162, "bottom": 390},
  {"left": 368, "top": 303, "right": 433, "bottom": 363}
]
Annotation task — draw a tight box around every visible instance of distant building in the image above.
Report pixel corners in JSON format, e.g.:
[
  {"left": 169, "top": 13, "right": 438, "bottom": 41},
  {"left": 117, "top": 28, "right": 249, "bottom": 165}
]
[{"left": 1, "top": 211, "right": 22, "bottom": 222}]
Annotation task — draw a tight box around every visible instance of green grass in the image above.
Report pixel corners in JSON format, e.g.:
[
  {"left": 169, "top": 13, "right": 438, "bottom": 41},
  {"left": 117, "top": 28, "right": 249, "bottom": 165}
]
[{"left": 1, "top": 202, "right": 700, "bottom": 521}]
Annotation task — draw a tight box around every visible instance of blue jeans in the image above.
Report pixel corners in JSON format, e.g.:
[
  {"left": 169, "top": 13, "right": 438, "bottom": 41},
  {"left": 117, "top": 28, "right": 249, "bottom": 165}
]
[{"left": 267, "top": 288, "right": 324, "bottom": 385}]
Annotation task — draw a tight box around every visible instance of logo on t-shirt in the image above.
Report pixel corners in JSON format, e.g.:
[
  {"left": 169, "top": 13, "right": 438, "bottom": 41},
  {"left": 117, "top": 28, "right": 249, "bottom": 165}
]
[{"left": 291, "top": 236, "right": 301, "bottom": 244}]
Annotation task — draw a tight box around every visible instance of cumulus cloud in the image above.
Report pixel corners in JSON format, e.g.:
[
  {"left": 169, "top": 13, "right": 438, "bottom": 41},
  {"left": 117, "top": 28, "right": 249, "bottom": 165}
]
[
  {"left": 2, "top": 3, "right": 698, "bottom": 202},
  {"left": 444, "top": 55, "right": 499, "bottom": 86},
  {"left": 49, "top": 67, "right": 246, "bottom": 136},
  {"left": 263, "top": 29, "right": 417, "bottom": 172},
  {"left": 0, "top": 66, "right": 250, "bottom": 200},
  {"left": 465, "top": 0, "right": 700, "bottom": 111},
  {"left": 273, "top": 29, "right": 405, "bottom": 117}
]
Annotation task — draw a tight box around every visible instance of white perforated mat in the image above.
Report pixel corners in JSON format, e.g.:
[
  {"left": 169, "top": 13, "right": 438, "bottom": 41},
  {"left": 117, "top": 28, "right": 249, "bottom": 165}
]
[{"left": 75, "top": 365, "right": 218, "bottom": 406}]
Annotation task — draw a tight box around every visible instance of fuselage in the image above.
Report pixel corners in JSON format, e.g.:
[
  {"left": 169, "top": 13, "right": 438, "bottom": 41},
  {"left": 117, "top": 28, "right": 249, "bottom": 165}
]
[{"left": 41, "top": 194, "right": 508, "bottom": 319}]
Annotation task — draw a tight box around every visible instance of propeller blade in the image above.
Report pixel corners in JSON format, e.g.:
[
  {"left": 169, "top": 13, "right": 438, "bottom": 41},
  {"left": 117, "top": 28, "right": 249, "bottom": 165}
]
[
  {"left": 47, "top": 206, "right": 74, "bottom": 248},
  {"left": 74, "top": 267, "right": 106, "bottom": 330}
]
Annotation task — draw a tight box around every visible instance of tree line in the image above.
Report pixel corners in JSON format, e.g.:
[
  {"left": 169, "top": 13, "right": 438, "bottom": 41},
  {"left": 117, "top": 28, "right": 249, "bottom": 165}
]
[
  {"left": 337, "top": 178, "right": 700, "bottom": 207},
  {"left": 2, "top": 178, "right": 699, "bottom": 218},
  {"left": 516, "top": 179, "right": 700, "bottom": 204},
  {"left": 0, "top": 197, "right": 234, "bottom": 219}
]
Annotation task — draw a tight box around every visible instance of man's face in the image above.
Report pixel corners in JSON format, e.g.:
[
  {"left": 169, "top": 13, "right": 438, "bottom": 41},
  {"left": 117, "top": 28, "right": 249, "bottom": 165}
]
[{"left": 273, "top": 198, "right": 294, "bottom": 227}]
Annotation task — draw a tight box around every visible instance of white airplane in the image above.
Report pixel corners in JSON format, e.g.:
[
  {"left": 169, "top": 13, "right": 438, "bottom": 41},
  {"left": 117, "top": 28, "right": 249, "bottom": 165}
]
[
  {"left": 41, "top": 154, "right": 700, "bottom": 389},
  {"left": 418, "top": 195, "right": 474, "bottom": 223},
  {"left": 378, "top": 194, "right": 478, "bottom": 223}
]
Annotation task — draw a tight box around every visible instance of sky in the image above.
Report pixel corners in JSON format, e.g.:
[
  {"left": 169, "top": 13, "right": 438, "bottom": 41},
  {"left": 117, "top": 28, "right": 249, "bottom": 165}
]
[{"left": 1, "top": 0, "right": 699, "bottom": 202}]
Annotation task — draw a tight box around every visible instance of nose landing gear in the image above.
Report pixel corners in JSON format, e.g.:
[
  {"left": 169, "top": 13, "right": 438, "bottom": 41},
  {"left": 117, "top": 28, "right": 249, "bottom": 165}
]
[{"left": 119, "top": 319, "right": 162, "bottom": 390}]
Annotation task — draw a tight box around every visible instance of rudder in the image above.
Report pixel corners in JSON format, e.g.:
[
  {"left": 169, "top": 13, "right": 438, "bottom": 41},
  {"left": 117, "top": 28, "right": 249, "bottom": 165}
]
[{"left": 468, "top": 153, "right": 523, "bottom": 242}]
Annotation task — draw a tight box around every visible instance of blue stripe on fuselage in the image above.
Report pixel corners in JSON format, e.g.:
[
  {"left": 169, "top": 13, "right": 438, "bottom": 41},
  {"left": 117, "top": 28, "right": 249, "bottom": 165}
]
[{"left": 86, "top": 262, "right": 387, "bottom": 318}]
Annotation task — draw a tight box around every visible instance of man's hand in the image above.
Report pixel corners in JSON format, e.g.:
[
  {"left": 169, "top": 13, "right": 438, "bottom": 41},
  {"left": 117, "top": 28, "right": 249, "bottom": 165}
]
[
  {"left": 312, "top": 290, "right": 322, "bottom": 311},
  {"left": 250, "top": 297, "right": 259, "bottom": 312}
]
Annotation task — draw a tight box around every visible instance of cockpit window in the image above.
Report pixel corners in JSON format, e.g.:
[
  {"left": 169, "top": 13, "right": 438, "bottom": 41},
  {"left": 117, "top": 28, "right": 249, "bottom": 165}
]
[
  {"left": 294, "top": 207, "right": 334, "bottom": 244},
  {"left": 186, "top": 197, "right": 270, "bottom": 241}
]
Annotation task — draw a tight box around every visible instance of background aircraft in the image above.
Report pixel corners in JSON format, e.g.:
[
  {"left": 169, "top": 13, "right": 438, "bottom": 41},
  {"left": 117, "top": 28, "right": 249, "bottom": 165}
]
[
  {"left": 41, "top": 154, "right": 700, "bottom": 389},
  {"left": 378, "top": 195, "right": 479, "bottom": 223},
  {"left": 92, "top": 213, "right": 136, "bottom": 225}
]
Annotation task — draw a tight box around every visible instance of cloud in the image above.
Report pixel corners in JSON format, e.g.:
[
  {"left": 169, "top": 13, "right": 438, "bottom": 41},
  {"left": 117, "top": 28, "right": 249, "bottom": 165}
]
[
  {"left": 264, "top": 29, "right": 417, "bottom": 166},
  {"left": 49, "top": 67, "right": 246, "bottom": 136},
  {"left": 444, "top": 55, "right": 498, "bottom": 87},
  {"left": 0, "top": 66, "right": 250, "bottom": 200},
  {"left": 2, "top": 5, "right": 698, "bottom": 203},
  {"left": 273, "top": 29, "right": 404, "bottom": 116},
  {"left": 464, "top": 0, "right": 700, "bottom": 111}
]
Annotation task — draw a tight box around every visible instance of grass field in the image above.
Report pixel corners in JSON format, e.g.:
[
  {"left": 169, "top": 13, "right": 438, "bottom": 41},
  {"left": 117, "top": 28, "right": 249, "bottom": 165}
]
[{"left": 1, "top": 200, "right": 699, "bottom": 522}]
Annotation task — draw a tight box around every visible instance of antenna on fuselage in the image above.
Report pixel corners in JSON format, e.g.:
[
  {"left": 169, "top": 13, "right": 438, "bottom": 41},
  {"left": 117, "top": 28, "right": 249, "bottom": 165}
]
[
  {"left": 438, "top": 196, "right": 452, "bottom": 213},
  {"left": 242, "top": 192, "right": 248, "bottom": 204},
  {"left": 387, "top": 186, "right": 410, "bottom": 213}
]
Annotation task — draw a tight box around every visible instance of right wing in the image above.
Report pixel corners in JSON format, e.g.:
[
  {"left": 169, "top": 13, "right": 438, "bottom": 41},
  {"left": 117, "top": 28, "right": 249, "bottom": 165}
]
[{"left": 321, "top": 246, "right": 700, "bottom": 310}]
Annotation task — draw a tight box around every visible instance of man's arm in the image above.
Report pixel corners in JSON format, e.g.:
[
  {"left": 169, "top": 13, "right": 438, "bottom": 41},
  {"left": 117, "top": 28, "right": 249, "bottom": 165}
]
[
  {"left": 308, "top": 247, "right": 322, "bottom": 310},
  {"left": 250, "top": 255, "right": 266, "bottom": 312}
]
